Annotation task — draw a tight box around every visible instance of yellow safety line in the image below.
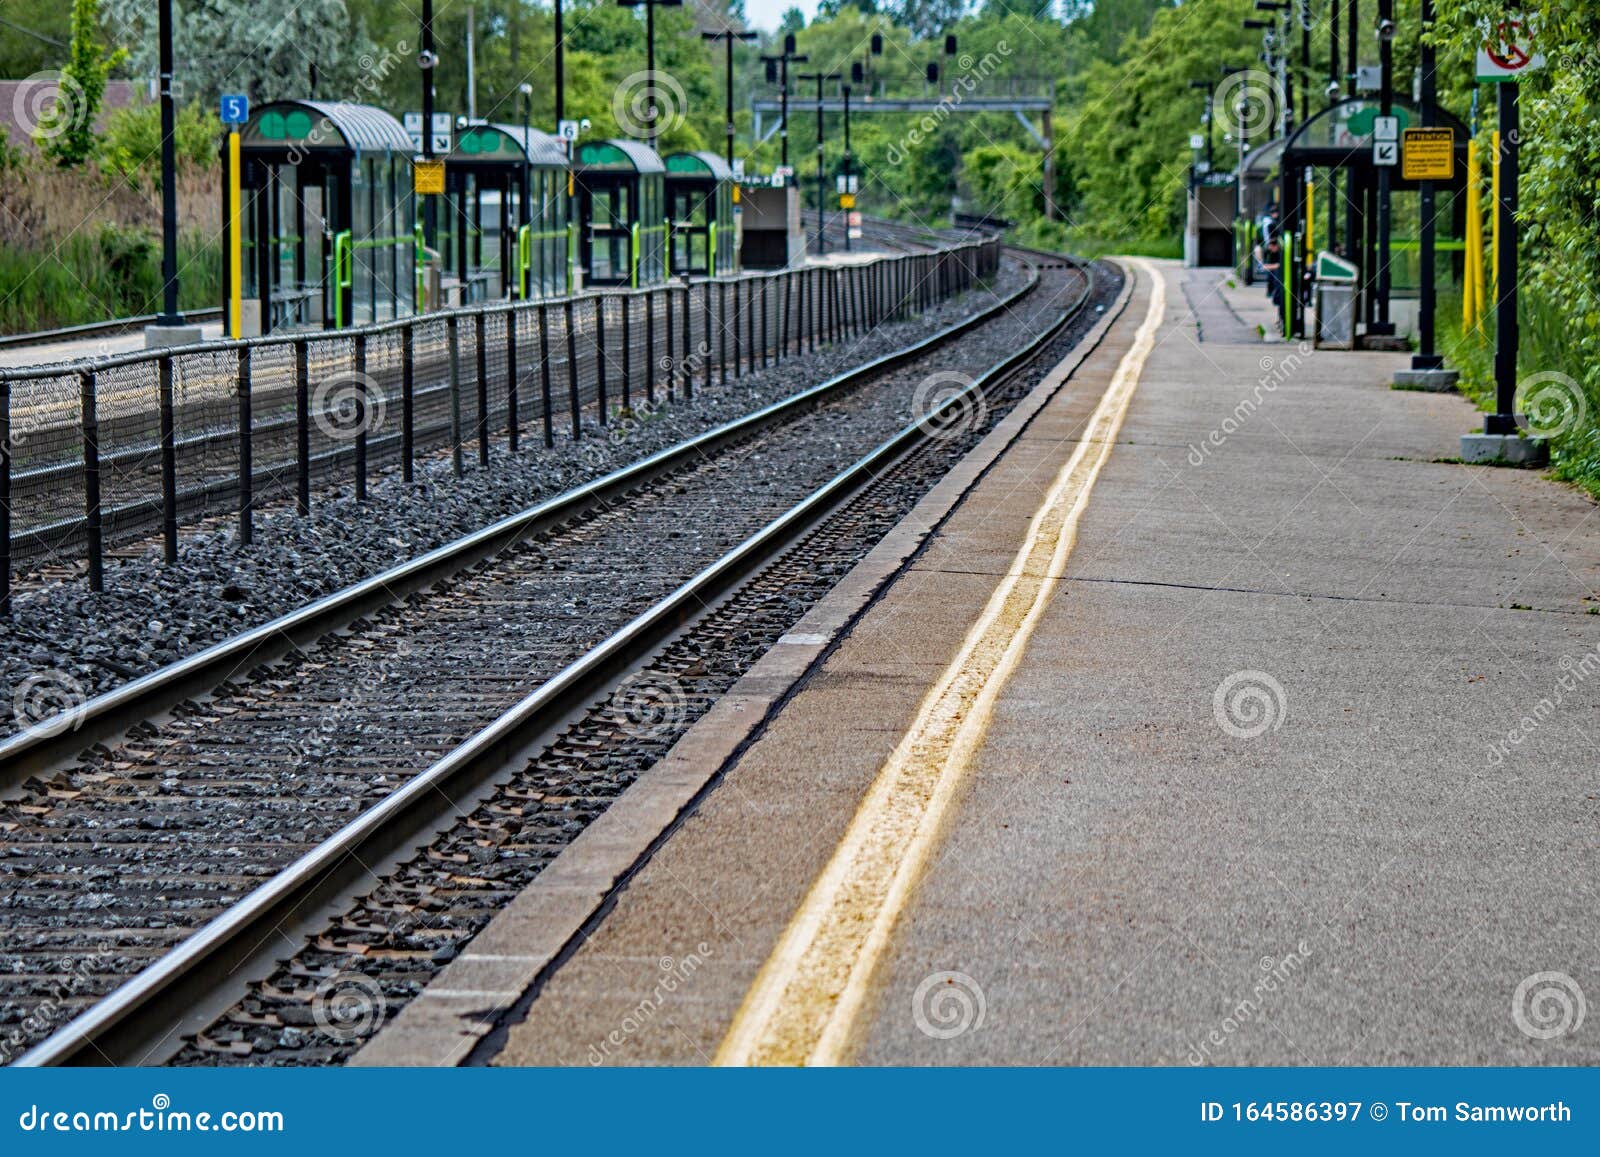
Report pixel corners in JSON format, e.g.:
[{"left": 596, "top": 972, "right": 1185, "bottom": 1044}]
[{"left": 716, "top": 259, "right": 1167, "bottom": 1067}]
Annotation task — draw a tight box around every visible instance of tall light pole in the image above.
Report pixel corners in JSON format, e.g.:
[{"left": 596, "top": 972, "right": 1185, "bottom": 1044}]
[
  {"left": 703, "top": 27, "right": 758, "bottom": 170},
  {"left": 555, "top": 0, "right": 565, "bottom": 124},
  {"left": 155, "top": 0, "right": 181, "bottom": 327},
  {"left": 617, "top": 0, "right": 684, "bottom": 150},
  {"left": 840, "top": 82, "right": 852, "bottom": 251},
  {"left": 1370, "top": 0, "right": 1397, "bottom": 336},
  {"left": 796, "top": 70, "right": 836, "bottom": 254},
  {"left": 759, "top": 34, "right": 807, "bottom": 173},
  {"left": 419, "top": 1, "right": 438, "bottom": 252},
  {"left": 1412, "top": 0, "right": 1443, "bottom": 370}
]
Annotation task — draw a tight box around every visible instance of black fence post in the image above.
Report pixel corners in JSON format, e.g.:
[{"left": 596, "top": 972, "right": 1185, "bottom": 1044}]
[
  {"left": 621, "top": 292, "right": 632, "bottom": 412},
  {"left": 238, "top": 347, "right": 254, "bottom": 540},
  {"left": 761, "top": 278, "right": 770, "bottom": 369},
  {"left": 660, "top": 287, "right": 672, "bottom": 404},
  {"left": 353, "top": 334, "right": 369, "bottom": 500},
  {"left": 474, "top": 312, "right": 490, "bottom": 468},
  {"left": 595, "top": 299, "right": 609, "bottom": 425},
  {"left": 732, "top": 280, "right": 742, "bottom": 381},
  {"left": 1, "top": 374, "right": 10, "bottom": 617},
  {"left": 448, "top": 315, "right": 464, "bottom": 478},
  {"left": 295, "top": 342, "right": 311, "bottom": 513},
  {"left": 781, "top": 271, "right": 791, "bottom": 360},
  {"left": 644, "top": 287, "right": 656, "bottom": 405},
  {"left": 159, "top": 354, "right": 179, "bottom": 560},
  {"left": 506, "top": 308, "right": 519, "bottom": 455},
  {"left": 732, "top": 280, "right": 742, "bottom": 384},
  {"left": 538, "top": 303, "right": 554, "bottom": 448},
  {"left": 682, "top": 285, "right": 694, "bottom": 402},
  {"left": 400, "top": 328, "right": 415, "bottom": 483},
  {"left": 79, "top": 369, "right": 102, "bottom": 593},
  {"left": 702, "top": 281, "right": 715, "bottom": 391},
  {"left": 565, "top": 298, "right": 581, "bottom": 440}
]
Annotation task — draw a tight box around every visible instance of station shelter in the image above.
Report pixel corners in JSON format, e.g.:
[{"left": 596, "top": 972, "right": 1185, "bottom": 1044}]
[
  {"left": 663, "top": 151, "right": 738, "bottom": 276},
  {"left": 441, "top": 123, "right": 571, "bottom": 304},
  {"left": 232, "top": 100, "right": 416, "bottom": 334},
  {"left": 1273, "top": 97, "right": 1469, "bottom": 341},
  {"left": 572, "top": 139, "right": 667, "bottom": 287}
]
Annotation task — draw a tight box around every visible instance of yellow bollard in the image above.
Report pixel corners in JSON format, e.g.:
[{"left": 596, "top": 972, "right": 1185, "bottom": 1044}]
[
  {"left": 1489, "top": 129, "right": 1501, "bottom": 300},
  {"left": 228, "top": 130, "right": 243, "bottom": 339},
  {"left": 1306, "top": 179, "right": 1315, "bottom": 259}
]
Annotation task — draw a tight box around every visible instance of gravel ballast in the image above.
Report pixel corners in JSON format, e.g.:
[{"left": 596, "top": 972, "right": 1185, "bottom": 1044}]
[{"left": 1, "top": 261, "right": 1027, "bottom": 740}]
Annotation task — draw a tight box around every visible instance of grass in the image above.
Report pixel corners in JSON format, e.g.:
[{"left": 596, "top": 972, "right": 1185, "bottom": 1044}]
[
  {"left": 1441, "top": 285, "right": 1600, "bottom": 501},
  {"left": 0, "top": 158, "right": 220, "bottom": 334},
  {"left": 0, "top": 228, "right": 220, "bottom": 334}
]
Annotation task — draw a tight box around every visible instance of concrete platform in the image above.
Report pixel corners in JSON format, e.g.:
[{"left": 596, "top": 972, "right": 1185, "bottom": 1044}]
[{"left": 421, "top": 260, "right": 1597, "bottom": 1066}]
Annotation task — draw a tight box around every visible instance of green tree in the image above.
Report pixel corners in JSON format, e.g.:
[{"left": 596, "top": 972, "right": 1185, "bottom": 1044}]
[
  {"left": 40, "top": 0, "right": 125, "bottom": 167},
  {"left": 104, "top": 0, "right": 374, "bottom": 107}
]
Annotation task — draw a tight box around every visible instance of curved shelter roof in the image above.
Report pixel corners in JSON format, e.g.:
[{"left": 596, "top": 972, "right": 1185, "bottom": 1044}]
[
  {"left": 574, "top": 138, "right": 666, "bottom": 175},
  {"left": 242, "top": 100, "right": 412, "bottom": 154},
  {"left": 1282, "top": 97, "right": 1469, "bottom": 165},
  {"left": 664, "top": 150, "right": 735, "bottom": 181},
  {"left": 450, "top": 123, "right": 569, "bottom": 167}
]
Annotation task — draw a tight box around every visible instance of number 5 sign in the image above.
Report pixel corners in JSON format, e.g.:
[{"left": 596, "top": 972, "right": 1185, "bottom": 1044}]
[
  {"left": 1476, "top": 14, "right": 1546, "bottom": 82},
  {"left": 220, "top": 93, "right": 249, "bottom": 124}
]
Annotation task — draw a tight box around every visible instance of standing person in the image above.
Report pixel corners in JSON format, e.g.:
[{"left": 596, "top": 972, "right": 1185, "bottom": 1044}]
[{"left": 1258, "top": 235, "right": 1284, "bottom": 312}]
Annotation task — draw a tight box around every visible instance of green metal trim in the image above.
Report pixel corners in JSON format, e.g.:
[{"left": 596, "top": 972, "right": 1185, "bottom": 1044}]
[
  {"left": 333, "top": 230, "right": 353, "bottom": 328},
  {"left": 518, "top": 224, "right": 532, "bottom": 299}
]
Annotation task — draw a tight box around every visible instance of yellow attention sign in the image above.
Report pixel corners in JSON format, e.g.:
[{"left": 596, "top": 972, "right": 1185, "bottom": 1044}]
[
  {"left": 1401, "top": 128, "right": 1455, "bottom": 181},
  {"left": 413, "top": 159, "right": 445, "bottom": 195},
  {"left": 839, "top": 192, "right": 856, "bottom": 209}
]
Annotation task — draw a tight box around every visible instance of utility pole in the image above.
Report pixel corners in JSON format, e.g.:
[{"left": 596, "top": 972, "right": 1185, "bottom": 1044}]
[
  {"left": 1412, "top": 0, "right": 1444, "bottom": 371},
  {"left": 1371, "top": 0, "right": 1397, "bottom": 336},
  {"left": 420, "top": 0, "right": 438, "bottom": 252},
  {"left": 841, "top": 82, "right": 852, "bottom": 251},
  {"left": 617, "top": 0, "right": 684, "bottom": 150},
  {"left": 466, "top": 5, "right": 477, "bottom": 121},
  {"left": 703, "top": 27, "right": 758, "bottom": 170},
  {"left": 154, "top": 0, "right": 181, "bottom": 327},
  {"left": 760, "top": 34, "right": 807, "bottom": 173},
  {"left": 1345, "top": 0, "right": 1359, "bottom": 264},
  {"left": 797, "top": 71, "right": 836, "bottom": 254},
  {"left": 555, "top": 0, "right": 565, "bottom": 123}
]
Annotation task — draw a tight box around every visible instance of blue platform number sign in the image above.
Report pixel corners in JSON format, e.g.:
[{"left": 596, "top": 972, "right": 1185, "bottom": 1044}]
[{"left": 220, "top": 94, "right": 249, "bottom": 125}]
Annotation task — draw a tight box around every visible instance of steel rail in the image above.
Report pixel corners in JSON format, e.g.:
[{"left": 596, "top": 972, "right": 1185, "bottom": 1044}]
[
  {"left": 14, "top": 247, "right": 1093, "bottom": 1068},
  {"left": 0, "top": 252, "right": 1041, "bottom": 788}
]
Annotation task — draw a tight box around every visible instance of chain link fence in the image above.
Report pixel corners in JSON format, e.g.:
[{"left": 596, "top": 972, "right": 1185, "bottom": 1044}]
[{"left": 0, "top": 237, "right": 1001, "bottom": 612}]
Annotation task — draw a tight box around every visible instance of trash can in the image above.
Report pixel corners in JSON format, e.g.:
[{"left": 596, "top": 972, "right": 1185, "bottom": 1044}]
[{"left": 1316, "top": 283, "right": 1357, "bottom": 349}]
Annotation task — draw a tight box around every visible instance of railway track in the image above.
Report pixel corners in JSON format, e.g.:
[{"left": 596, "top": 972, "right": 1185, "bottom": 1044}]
[{"left": 1, "top": 243, "right": 1107, "bottom": 1068}]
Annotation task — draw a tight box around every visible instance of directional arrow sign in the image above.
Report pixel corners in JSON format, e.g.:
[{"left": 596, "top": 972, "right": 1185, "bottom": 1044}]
[{"left": 1373, "top": 140, "right": 1399, "bottom": 167}]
